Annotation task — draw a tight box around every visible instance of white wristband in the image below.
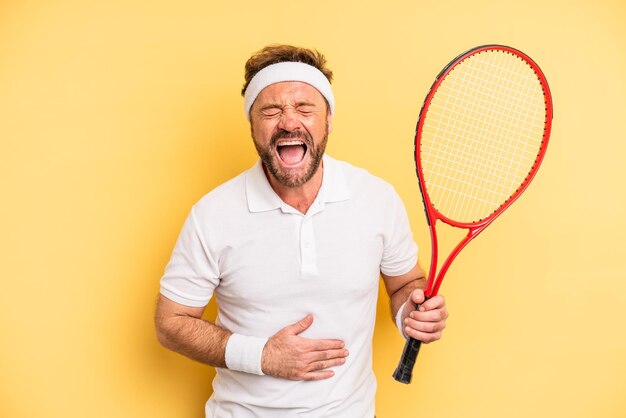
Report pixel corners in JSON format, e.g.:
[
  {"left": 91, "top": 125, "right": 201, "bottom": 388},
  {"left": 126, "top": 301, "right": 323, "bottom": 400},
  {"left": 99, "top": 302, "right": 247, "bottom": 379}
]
[
  {"left": 395, "top": 301, "right": 408, "bottom": 339},
  {"left": 224, "top": 333, "right": 269, "bottom": 375}
]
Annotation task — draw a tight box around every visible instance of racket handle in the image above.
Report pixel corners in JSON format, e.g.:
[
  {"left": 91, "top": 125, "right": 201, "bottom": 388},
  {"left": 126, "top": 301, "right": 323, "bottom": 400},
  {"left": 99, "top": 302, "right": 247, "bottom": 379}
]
[
  {"left": 392, "top": 336, "right": 422, "bottom": 384},
  {"left": 392, "top": 298, "right": 431, "bottom": 384}
]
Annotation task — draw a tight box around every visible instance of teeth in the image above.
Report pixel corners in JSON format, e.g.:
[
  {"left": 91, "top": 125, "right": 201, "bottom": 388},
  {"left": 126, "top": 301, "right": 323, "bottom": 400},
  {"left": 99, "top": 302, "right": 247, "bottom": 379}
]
[{"left": 277, "top": 140, "right": 304, "bottom": 146}]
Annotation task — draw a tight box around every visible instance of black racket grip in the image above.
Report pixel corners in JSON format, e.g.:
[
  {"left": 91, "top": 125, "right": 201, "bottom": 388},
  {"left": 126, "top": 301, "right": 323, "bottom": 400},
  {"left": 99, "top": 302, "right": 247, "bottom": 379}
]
[{"left": 392, "top": 336, "right": 422, "bottom": 384}]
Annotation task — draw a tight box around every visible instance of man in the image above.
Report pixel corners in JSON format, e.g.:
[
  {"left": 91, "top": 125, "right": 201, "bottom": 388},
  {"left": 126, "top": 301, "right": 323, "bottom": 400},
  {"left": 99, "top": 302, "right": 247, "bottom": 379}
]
[{"left": 155, "top": 44, "right": 448, "bottom": 417}]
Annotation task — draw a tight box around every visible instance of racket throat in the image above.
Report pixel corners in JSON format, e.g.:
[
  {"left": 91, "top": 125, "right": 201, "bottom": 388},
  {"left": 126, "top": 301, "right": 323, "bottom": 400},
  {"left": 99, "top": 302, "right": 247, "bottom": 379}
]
[{"left": 426, "top": 224, "right": 487, "bottom": 297}]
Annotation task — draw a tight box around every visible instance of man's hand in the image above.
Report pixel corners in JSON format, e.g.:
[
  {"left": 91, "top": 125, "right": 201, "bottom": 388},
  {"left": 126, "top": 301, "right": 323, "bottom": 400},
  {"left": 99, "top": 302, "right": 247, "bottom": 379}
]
[
  {"left": 400, "top": 289, "right": 448, "bottom": 343},
  {"left": 261, "top": 314, "right": 348, "bottom": 381}
]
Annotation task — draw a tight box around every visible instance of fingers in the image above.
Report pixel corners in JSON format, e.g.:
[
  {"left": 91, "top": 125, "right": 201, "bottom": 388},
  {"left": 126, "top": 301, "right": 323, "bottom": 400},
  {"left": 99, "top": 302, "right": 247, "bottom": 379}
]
[
  {"left": 263, "top": 316, "right": 349, "bottom": 381},
  {"left": 419, "top": 294, "right": 446, "bottom": 310},
  {"left": 283, "top": 314, "right": 314, "bottom": 335},
  {"left": 409, "top": 288, "right": 426, "bottom": 305},
  {"left": 300, "top": 369, "right": 336, "bottom": 381},
  {"left": 404, "top": 313, "right": 446, "bottom": 331},
  {"left": 304, "top": 349, "right": 348, "bottom": 372},
  {"left": 281, "top": 346, "right": 349, "bottom": 381},
  {"left": 404, "top": 293, "right": 448, "bottom": 344},
  {"left": 298, "top": 348, "right": 348, "bottom": 380},
  {"left": 411, "top": 305, "right": 448, "bottom": 323},
  {"left": 403, "top": 325, "right": 443, "bottom": 343},
  {"left": 403, "top": 310, "right": 446, "bottom": 343},
  {"left": 308, "top": 348, "right": 349, "bottom": 364},
  {"left": 306, "top": 337, "right": 345, "bottom": 351}
]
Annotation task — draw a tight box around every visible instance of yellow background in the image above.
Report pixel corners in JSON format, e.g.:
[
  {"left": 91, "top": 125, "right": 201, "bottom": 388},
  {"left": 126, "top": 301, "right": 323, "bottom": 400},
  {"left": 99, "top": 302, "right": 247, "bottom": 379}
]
[{"left": 1, "top": 0, "right": 625, "bottom": 417}]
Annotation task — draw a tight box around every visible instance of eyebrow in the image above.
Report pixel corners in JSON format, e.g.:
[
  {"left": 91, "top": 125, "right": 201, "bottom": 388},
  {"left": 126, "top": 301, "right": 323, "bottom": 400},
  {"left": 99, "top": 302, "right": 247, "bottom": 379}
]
[
  {"left": 295, "top": 101, "right": 317, "bottom": 107},
  {"left": 258, "top": 101, "right": 318, "bottom": 112}
]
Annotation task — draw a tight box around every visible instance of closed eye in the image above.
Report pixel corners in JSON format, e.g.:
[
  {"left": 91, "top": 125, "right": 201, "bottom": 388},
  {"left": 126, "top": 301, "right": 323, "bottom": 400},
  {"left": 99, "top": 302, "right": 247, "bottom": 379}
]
[
  {"left": 297, "top": 105, "right": 317, "bottom": 116},
  {"left": 260, "top": 107, "right": 282, "bottom": 118}
]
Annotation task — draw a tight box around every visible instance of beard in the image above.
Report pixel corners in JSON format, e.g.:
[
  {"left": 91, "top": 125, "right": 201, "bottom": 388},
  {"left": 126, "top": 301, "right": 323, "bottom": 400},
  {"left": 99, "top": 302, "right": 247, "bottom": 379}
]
[{"left": 253, "top": 125, "right": 329, "bottom": 189}]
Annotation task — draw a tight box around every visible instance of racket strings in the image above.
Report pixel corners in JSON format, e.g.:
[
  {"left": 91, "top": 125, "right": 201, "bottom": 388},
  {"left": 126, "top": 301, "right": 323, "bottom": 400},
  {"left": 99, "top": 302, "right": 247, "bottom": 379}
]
[{"left": 420, "top": 50, "right": 547, "bottom": 223}]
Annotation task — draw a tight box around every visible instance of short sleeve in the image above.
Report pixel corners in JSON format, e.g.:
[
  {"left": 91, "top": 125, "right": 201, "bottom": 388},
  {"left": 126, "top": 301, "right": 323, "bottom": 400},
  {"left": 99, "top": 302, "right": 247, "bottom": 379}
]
[
  {"left": 159, "top": 206, "right": 220, "bottom": 307},
  {"left": 379, "top": 188, "right": 418, "bottom": 277}
]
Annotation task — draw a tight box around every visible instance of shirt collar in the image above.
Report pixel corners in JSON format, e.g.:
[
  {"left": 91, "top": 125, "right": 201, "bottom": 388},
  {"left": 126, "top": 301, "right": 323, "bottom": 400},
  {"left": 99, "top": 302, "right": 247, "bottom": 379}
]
[{"left": 245, "top": 154, "right": 351, "bottom": 213}]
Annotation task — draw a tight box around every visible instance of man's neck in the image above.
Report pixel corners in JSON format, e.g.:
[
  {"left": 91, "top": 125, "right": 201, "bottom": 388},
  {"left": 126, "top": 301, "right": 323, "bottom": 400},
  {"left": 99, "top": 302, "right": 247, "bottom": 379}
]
[{"left": 266, "top": 165, "right": 324, "bottom": 215}]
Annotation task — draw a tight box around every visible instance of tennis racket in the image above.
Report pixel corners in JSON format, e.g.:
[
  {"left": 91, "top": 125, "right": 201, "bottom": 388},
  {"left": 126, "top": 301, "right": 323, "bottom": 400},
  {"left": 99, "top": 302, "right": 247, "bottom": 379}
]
[{"left": 392, "top": 45, "right": 553, "bottom": 384}]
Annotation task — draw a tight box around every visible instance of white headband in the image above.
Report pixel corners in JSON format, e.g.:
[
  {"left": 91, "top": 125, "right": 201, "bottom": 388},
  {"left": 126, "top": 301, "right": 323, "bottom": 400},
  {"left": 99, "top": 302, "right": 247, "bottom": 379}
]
[{"left": 243, "top": 61, "right": 335, "bottom": 121}]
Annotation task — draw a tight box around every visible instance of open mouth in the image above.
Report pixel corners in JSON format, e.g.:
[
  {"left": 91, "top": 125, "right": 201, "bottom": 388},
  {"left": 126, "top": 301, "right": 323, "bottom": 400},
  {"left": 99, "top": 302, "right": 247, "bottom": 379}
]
[{"left": 276, "top": 140, "right": 308, "bottom": 167}]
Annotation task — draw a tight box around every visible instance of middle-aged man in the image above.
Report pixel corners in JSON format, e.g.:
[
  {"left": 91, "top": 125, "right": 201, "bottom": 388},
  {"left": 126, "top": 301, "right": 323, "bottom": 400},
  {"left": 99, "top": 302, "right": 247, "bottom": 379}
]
[{"left": 155, "top": 44, "right": 448, "bottom": 417}]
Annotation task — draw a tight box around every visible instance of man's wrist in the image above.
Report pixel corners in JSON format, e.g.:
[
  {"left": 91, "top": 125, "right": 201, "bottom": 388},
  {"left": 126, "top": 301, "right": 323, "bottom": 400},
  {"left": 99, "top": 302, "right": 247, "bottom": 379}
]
[
  {"left": 395, "top": 301, "right": 408, "bottom": 339},
  {"left": 224, "top": 333, "right": 269, "bottom": 375}
]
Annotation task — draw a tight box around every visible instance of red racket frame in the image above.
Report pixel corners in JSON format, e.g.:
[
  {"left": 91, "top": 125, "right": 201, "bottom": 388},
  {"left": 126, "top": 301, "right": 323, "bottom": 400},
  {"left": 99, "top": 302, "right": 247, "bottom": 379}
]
[
  {"left": 393, "top": 45, "right": 552, "bottom": 384},
  {"left": 415, "top": 44, "right": 553, "bottom": 300}
]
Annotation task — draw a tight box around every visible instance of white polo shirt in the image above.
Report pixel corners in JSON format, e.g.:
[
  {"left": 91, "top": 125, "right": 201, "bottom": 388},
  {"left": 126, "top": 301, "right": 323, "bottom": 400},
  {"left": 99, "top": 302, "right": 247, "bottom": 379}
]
[{"left": 160, "top": 155, "right": 417, "bottom": 418}]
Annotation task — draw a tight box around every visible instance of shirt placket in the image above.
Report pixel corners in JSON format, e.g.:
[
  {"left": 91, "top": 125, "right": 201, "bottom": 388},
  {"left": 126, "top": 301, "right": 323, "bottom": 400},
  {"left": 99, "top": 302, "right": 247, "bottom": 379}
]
[{"left": 299, "top": 200, "right": 324, "bottom": 280}]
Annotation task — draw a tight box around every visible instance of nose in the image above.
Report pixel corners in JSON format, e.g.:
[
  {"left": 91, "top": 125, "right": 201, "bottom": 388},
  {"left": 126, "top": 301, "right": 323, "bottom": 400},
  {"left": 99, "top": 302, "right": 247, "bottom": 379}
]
[{"left": 277, "top": 108, "right": 300, "bottom": 132}]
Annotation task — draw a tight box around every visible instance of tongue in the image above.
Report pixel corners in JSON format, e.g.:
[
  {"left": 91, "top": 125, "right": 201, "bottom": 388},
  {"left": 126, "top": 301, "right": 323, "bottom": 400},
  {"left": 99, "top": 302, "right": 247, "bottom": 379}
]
[{"left": 278, "top": 145, "right": 305, "bottom": 165}]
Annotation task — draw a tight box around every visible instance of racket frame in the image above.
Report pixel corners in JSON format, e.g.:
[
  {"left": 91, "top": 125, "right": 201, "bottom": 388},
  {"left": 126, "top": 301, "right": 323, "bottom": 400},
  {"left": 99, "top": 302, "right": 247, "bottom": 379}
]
[
  {"left": 415, "top": 44, "right": 553, "bottom": 299},
  {"left": 393, "top": 44, "right": 553, "bottom": 384}
]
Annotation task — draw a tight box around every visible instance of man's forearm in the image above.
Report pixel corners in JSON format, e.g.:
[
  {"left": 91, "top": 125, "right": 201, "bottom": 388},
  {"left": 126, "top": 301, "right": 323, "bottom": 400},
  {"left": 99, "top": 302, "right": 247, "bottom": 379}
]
[
  {"left": 155, "top": 299, "right": 231, "bottom": 367},
  {"left": 382, "top": 264, "right": 428, "bottom": 319},
  {"left": 389, "top": 276, "right": 426, "bottom": 317},
  {"left": 155, "top": 301, "right": 348, "bottom": 380}
]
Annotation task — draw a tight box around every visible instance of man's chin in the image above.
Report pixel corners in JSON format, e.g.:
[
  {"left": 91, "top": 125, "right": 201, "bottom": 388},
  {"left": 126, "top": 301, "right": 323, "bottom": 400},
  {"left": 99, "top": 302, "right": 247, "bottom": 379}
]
[
  {"left": 277, "top": 159, "right": 307, "bottom": 171},
  {"left": 269, "top": 162, "right": 316, "bottom": 188}
]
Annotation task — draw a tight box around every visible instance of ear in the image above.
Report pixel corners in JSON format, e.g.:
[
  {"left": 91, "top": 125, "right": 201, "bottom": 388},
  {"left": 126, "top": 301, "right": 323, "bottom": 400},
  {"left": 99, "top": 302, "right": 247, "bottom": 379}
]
[{"left": 327, "top": 111, "right": 333, "bottom": 133}]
